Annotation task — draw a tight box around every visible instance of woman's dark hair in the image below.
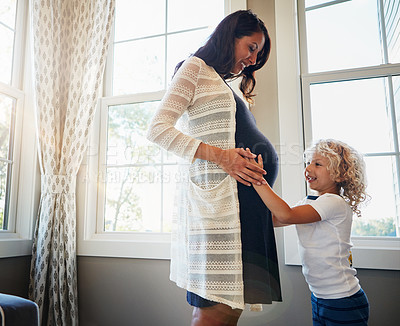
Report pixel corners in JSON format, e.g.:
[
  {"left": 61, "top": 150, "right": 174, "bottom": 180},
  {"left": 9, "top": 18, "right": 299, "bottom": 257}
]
[{"left": 174, "top": 10, "right": 271, "bottom": 103}]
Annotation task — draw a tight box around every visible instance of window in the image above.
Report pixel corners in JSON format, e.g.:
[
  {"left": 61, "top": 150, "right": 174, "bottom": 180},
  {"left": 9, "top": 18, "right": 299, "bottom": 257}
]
[
  {"left": 300, "top": 0, "right": 399, "bottom": 238},
  {"left": 97, "top": 93, "right": 172, "bottom": 233},
  {"left": 301, "top": 0, "right": 400, "bottom": 237},
  {"left": 0, "top": 0, "right": 18, "bottom": 230},
  {"left": 0, "top": 85, "right": 22, "bottom": 232},
  {"left": 108, "top": 0, "right": 225, "bottom": 96},
  {"left": 0, "top": 0, "right": 17, "bottom": 85},
  {"left": 277, "top": 0, "right": 400, "bottom": 270},
  {"left": 103, "top": 0, "right": 224, "bottom": 233},
  {"left": 0, "top": 0, "right": 38, "bottom": 257},
  {"left": 78, "top": 0, "right": 246, "bottom": 258}
]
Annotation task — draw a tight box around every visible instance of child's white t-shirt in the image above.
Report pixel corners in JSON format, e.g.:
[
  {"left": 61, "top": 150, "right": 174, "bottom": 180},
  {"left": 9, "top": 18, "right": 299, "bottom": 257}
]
[{"left": 295, "top": 193, "right": 361, "bottom": 299}]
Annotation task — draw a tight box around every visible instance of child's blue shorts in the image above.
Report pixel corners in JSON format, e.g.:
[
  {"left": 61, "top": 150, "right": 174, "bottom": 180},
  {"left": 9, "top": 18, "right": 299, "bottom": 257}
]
[{"left": 311, "top": 288, "right": 369, "bottom": 326}]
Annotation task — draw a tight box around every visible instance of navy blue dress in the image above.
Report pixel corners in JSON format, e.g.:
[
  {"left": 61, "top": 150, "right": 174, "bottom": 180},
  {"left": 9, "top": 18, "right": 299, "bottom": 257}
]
[
  {"left": 187, "top": 91, "right": 282, "bottom": 307},
  {"left": 234, "top": 92, "right": 282, "bottom": 304}
]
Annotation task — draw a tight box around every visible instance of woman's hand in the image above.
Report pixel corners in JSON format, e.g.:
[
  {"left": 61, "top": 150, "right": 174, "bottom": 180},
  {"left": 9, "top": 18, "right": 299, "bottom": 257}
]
[
  {"left": 217, "top": 148, "right": 267, "bottom": 186},
  {"left": 194, "top": 143, "right": 266, "bottom": 186},
  {"left": 246, "top": 148, "right": 264, "bottom": 169}
]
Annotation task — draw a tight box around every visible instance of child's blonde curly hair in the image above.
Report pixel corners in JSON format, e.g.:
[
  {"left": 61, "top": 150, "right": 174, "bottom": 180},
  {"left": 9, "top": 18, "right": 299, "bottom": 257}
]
[{"left": 304, "top": 139, "right": 369, "bottom": 217}]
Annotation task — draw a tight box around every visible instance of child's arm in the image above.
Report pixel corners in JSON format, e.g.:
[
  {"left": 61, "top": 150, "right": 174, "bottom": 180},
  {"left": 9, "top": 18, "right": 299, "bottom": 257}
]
[
  {"left": 271, "top": 215, "right": 291, "bottom": 227},
  {"left": 250, "top": 153, "right": 321, "bottom": 225}
]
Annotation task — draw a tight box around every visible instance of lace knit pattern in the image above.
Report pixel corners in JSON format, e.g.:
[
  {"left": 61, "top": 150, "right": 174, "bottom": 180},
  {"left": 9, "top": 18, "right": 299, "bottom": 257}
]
[{"left": 147, "top": 56, "right": 244, "bottom": 309}]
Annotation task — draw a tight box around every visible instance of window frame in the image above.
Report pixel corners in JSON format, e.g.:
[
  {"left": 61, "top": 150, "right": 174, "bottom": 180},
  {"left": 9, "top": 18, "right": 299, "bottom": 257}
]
[
  {"left": 77, "top": 0, "right": 247, "bottom": 259},
  {"left": 279, "top": 0, "right": 400, "bottom": 271},
  {"left": 0, "top": 0, "right": 39, "bottom": 258}
]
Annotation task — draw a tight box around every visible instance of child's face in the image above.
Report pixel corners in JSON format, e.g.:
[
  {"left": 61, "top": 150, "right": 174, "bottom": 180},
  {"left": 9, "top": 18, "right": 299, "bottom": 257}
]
[{"left": 304, "top": 153, "right": 339, "bottom": 196}]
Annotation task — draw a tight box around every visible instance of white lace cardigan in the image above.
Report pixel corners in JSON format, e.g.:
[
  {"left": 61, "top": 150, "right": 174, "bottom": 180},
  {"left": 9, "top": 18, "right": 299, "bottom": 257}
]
[{"left": 147, "top": 56, "right": 246, "bottom": 309}]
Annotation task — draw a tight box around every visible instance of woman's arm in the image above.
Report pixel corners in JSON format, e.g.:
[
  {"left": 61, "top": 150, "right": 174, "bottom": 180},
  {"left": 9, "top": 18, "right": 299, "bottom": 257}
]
[
  {"left": 250, "top": 153, "right": 321, "bottom": 224},
  {"left": 146, "top": 59, "right": 202, "bottom": 162},
  {"left": 147, "top": 58, "right": 266, "bottom": 186}
]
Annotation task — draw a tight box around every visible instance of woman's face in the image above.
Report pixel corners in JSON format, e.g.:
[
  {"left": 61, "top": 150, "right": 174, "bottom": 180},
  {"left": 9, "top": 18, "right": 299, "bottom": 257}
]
[{"left": 232, "top": 31, "right": 265, "bottom": 74}]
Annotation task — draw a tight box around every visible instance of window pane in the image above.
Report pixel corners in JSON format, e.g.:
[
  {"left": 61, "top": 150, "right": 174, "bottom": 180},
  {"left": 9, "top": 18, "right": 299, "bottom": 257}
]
[
  {"left": 107, "top": 102, "right": 161, "bottom": 165},
  {"left": 104, "top": 166, "right": 162, "bottom": 232},
  {"left": 0, "top": 0, "right": 17, "bottom": 27},
  {"left": 305, "top": 0, "right": 383, "bottom": 72},
  {"left": 0, "top": 0, "right": 17, "bottom": 85},
  {"left": 309, "top": 78, "right": 394, "bottom": 153},
  {"left": 352, "top": 156, "right": 398, "bottom": 237},
  {"left": 0, "top": 161, "right": 8, "bottom": 229},
  {"left": 167, "top": 0, "right": 224, "bottom": 33},
  {"left": 0, "top": 94, "right": 13, "bottom": 159},
  {"left": 113, "top": 37, "right": 165, "bottom": 95},
  {"left": 104, "top": 101, "right": 178, "bottom": 233},
  {"left": 114, "top": 0, "right": 165, "bottom": 41},
  {"left": 394, "top": 76, "right": 400, "bottom": 147},
  {"left": 167, "top": 29, "right": 212, "bottom": 81},
  {"left": 383, "top": 0, "right": 400, "bottom": 64},
  {"left": 111, "top": 0, "right": 225, "bottom": 96},
  {"left": 0, "top": 25, "right": 14, "bottom": 84}
]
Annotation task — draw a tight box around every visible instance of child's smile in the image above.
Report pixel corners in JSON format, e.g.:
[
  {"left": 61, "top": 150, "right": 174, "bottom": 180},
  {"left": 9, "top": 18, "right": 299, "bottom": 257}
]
[{"left": 304, "top": 153, "right": 339, "bottom": 195}]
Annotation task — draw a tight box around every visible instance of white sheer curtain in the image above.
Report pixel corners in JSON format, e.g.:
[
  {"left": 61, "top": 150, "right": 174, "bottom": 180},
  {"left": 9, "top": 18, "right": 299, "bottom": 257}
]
[{"left": 28, "top": 1, "right": 115, "bottom": 325}]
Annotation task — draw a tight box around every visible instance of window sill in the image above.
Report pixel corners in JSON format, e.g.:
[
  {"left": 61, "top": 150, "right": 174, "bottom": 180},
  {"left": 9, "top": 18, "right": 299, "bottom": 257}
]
[
  {"left": 77, "top": 232, "right": 171, "bottom": 259},
  {"left": 0, "top": 233, "right": 33, "bottom": 258},
  {"left": 284, "top": 225, "right": 400, "bottom": 270}
]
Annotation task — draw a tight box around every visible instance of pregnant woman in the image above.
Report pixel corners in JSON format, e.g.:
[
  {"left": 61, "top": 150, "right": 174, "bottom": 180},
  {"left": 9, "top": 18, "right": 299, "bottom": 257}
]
[{"left": 146, "top": 10, "right": 282, "bottom": 326}]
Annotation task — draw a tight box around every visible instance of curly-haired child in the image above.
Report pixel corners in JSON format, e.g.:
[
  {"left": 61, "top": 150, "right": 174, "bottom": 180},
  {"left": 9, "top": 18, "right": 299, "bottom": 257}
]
[{"left": 247, "top": 139, "right": 370, "bottom": 326}]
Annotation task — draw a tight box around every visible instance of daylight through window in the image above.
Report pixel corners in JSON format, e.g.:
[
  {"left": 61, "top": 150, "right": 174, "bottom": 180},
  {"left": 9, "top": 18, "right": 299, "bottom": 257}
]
[
  {"left": 97, "top": 0, "right": 225, "bottom": 233},
  {"left": 300, "top": 0, "right": 400, "bottom": 237}
]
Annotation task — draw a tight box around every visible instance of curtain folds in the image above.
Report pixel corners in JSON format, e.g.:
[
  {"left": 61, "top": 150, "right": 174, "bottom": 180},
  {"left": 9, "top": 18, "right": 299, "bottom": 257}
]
[{"left": 28, "top": 1, "right": 115, "bottom": 325}]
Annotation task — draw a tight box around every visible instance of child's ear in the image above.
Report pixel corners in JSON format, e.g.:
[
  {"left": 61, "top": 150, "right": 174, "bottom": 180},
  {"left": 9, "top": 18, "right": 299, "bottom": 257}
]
[{"left": 335, "top": 176, "right": 345, "bottom": 184}]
